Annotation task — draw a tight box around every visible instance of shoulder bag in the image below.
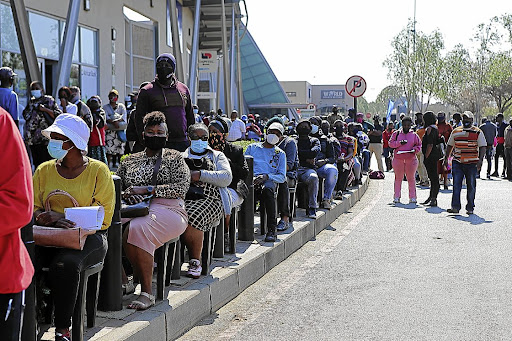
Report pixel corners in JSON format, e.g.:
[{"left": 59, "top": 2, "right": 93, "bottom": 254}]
[
  {"left": 120, "top": 151, "right": 162, "bottom": 218},
  {"left": 33, "top": 190, "right": 96, "bottom": 250}
]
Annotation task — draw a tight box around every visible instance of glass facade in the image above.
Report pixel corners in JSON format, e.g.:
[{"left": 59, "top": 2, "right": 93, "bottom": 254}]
[
  {"left": 239, "top": 26, "right": 290, "bottom": 116},
  {"left": 0, "top": 4, "right": 99, "bottom": 106}
]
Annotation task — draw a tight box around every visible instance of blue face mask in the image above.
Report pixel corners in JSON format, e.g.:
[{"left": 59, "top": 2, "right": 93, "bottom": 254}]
[
  {"left": 47, "top": 139, "right": 72, "bottom": 160},
  {"left": 190, "top": 139, "right": 208, "bottom": 154},
  {"left": 31, "top": 89, "right": 42, "bottom": 99},
  {"left": 311, "top": 124, "right": 319, "bottom": 135}
]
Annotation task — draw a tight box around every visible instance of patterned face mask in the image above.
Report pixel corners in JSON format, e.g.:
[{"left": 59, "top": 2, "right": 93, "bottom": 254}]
[{"left": 208, "top": 131, "right": 226, "bottom": 151}]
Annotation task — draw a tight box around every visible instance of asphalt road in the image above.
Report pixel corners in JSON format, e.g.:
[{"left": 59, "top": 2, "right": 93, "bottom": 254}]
[{"left": 179, "top": 162, "right": 512, "bottom": 341}]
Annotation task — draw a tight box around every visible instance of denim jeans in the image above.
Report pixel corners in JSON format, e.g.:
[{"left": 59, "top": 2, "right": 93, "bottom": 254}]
[
  {"left": 361, "top": 149, "right": 370, "bottom": 171},
  {"left": 485, "top": 146, "right": 493, "bottom": 175},
  {"left": 297, "top": 168, "right": 319, "bottom": 209},
  {"left": 316, "top": 163, "right": 338, "bottom": 200},
  {"left": 451, "top": 161, "right": 477, "bottom": 211}
]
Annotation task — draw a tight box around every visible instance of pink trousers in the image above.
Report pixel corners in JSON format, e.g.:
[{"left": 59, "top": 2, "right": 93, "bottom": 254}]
[{"left": 392, "top": 156, "right": 418, "bottom": 200}]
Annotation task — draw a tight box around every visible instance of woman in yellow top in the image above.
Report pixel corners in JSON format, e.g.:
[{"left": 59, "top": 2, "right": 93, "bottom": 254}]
[{"left": 32, "top": 113, "right": 115, "bottom": 341}]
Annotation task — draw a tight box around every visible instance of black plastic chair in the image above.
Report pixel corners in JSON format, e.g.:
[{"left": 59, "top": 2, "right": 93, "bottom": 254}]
[
  {"left": 72, "top": 262, "right": 103, "bottom": 341},
  {"left": 154, "top": 237, "right": 179, "bottom": 300}
]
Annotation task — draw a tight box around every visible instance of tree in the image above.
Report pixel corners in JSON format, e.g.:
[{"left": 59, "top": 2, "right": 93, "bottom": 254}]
[{"left": 485, "top": 52, "right": 512, "bottom": 113}]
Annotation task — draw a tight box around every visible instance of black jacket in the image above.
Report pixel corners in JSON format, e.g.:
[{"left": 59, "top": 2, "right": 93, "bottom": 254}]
[{"left": 223, "top": 142, "right": 249, "bottom": 195}]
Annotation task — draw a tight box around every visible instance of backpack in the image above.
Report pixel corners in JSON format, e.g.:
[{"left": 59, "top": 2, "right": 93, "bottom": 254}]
[{"left": 369, "top": 170, "right": 385, "bottom": 179}]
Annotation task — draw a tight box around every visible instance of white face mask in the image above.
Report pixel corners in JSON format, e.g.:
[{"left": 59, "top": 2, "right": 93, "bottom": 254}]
[{"left": 266, "top": 133, "right": 279, "bottom": 145}]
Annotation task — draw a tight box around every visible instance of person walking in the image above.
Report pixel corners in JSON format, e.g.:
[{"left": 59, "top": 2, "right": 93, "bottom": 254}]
[
  {"left": 504, "top": 118, "right": 512, "bottom": 180},
  {"left": 479, "top": 117, "right": 497, "bottom": 178},
  {"left": 389, "top": 116, "right": 422, "bottom": 204},
  {"left": 437, "top": 112, "right": 452, "bottom": 190},
  {"left": 492, "top": 113, "right": 508, "bottom": 178},
  {"left": 443, "top": 112, "right": 487, "bottom": 215},
  {"left": 0, "top": 108, "right": 34, "bottom": 341},
  {"left": 421, "top": 112, "right": 442, "bottom": 206}
]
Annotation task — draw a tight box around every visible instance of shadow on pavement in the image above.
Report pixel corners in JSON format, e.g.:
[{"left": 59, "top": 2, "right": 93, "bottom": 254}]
[
  {"left": 425, "top": 206, "right": 445, "bottom": 214},
  {"left": 450, "top": 214, "right": 493, "bottom": 225}
]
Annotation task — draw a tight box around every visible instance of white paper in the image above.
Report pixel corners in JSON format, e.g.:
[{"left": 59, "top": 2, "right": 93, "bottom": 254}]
[
  {"left": 65, "top": 206, "right": 105, "bottom": 230},
  {"left": 397, "top": 150, "right": 415, "bottom": 154}
]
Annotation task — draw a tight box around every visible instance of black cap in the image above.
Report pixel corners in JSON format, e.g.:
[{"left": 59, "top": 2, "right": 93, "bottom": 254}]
[{"left": 0, "top": 67, "right": 16, "bottom": 80}]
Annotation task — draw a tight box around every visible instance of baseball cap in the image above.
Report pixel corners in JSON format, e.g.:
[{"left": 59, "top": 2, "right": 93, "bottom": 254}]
[
  {"left": 0, "top": 67, "right": 16, "bottom": 80},
  {"left": 108, "top": 89, "right": 119, "bottom": 97},
  {"left": 268, "top": 122, "right": 284, "bottom": 135},
  {"left": 156, "top": 53, "right": 176, "bottom": 68},
  {"left": 43, "top": 113, "right": 90, "bottom": 152},
  {"left": 462, "top": 111, "right": 474, "bottom": 120}
]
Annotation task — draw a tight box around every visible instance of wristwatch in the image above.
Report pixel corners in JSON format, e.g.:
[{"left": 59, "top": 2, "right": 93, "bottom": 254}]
[{"left": 147, "top": 185, "right": 155, "bottom": 194}]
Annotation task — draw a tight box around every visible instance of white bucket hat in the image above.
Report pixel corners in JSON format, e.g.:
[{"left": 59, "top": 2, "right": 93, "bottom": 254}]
[
  {"left": 43, "top": 113, "right": 90, "bottom": 152},
  {"left": 267, "top": 122, "right": 284, "bottom": 135}
]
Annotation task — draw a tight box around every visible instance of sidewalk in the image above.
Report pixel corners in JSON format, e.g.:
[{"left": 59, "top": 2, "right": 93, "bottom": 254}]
[{"left": 41, "top": 177, "right": 369, "bottom": 341}]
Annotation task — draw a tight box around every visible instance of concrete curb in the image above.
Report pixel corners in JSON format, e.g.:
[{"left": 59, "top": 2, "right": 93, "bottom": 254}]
[{"left": 91, "top": 177, "right": 370, "bottom": 341}]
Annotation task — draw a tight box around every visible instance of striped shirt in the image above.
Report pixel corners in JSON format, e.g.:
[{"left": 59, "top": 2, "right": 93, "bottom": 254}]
[
  {"left": 447, "top": 126, "right": 486, "bottom": 164},
  {"left": 337, "top": 135, "right": 355, "bottom": 158}
]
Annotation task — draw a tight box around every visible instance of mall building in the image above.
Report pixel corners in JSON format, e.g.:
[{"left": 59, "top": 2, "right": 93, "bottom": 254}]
[{"left": 6, "top": 0, "right": 296, "bottom": 117}]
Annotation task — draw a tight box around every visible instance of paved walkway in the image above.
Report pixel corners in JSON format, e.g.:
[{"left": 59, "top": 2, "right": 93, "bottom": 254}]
[{"left": 180, "top": 167, "right": 512, "bottom": 340}]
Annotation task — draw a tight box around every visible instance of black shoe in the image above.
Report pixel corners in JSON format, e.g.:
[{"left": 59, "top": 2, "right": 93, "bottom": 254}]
[
  {"left": 491, "top": 172, "right": 499, "bottom": 177},
  {"left": 444, "top": 185, "right": 449, "bottom": 190},
  {"left": 276, "top": 220, "right": 289, "bottom": 232},
  {"left": 421, "top": 197, "right": 432, "bottom": 205},
  {"left": 264, "top": 230, "right": 277, "bottom": 242},
  {"left": 428, "top": 199, "right": 438, "bottom": 207},
  {"left": 447, "top": 208, "right": 459, "bottom": 214},
  {"left": 502, "top": 173, "right": 507, "bottom": 178}
]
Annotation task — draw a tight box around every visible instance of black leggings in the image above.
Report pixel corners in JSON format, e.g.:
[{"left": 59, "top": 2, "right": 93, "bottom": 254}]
[
  {"left": 0, "top": 291, "right": 25, "bottom": 341},
  {"left": 35, "top": 233, "right": 107, "bottom": 329},
  {"left": 424, "top": 157, "right": 440, "bottom": 200}
]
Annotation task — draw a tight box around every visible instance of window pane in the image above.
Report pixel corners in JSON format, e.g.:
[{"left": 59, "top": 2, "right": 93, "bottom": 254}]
[
  {"left": 125, "top": 53, "right": 131, "bottom": 87},
  {"left": 80, "top": 27, "right": 97, "bottom": 65},
  {"left": 1, "top": 4, "right": 20, "bottom": 52},
  {"left": 80, "top": 66, "right": 98, "bottom": 100},
  {"left": 29, "top": 12, "right": 60, "bottom": 59},
  {"left": 69, "top": 64, "right": 79, "bottom": 87},
  {"left": 2, "top": 52, "right": 27, "bottom": 108},
  {"left": 132, "top": 24, "right": 154, "bottom": 58},
  {"left": 133, "top": 57, "right": 154, "bottom": 88},
  {"left": 60, "top": 22, "right": 80, "bottom": 63}
]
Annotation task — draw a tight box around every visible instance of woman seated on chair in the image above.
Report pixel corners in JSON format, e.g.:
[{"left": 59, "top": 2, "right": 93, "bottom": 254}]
[
  {"left": 182, "top": 123, "right": 232, "bottom": 278},
  {"left": 32, "top": 114, "right": 115, "bottom": 341},
  {"left": 207, "top": 116, "right": 249, "bottom": 252},
  {"left": 117, "top": 111, "right": 190, "bottom": 310}
]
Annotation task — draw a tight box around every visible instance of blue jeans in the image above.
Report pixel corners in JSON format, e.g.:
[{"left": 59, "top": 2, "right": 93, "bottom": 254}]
[
  {"left": 297, "top": 168, "right": 319, "bottom": 209},
  {"left": 316, "top": 163, "right": 338, "bottom": 200},
  {"left": 451, "top": 161, "right": 477, "bottom": 211},
  {"left": 361, "top": 149, "right": 370, "bottom": 171}
]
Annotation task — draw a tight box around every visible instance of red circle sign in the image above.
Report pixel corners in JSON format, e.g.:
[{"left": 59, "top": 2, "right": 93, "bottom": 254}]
[{"left": 345, "top": 75, "right": 367, "bottom": 98}]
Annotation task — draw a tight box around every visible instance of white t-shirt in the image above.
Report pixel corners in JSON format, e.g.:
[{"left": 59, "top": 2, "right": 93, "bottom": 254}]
[
  {"left": 58, "top": 102, "right": 78, "bottom": 115},
  {"left": 227, "top": 118, "right": 246, "bottom": 141}
]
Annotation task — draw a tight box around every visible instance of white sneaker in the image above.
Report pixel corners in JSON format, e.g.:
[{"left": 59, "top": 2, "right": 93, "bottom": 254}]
[
  {"left": 409, "top": 198, "right": 417, "bottom": 204},
  {"left": 186, "top": 259, "right": 202, "bottom": 279},
  {"left": 393, "top": 198, "right": 400, "bottom": 204}
]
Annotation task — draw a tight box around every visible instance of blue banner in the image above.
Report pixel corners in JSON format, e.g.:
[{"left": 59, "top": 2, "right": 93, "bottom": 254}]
[{"left": 386, "top": 100, "right": 394, "bottom": 122}]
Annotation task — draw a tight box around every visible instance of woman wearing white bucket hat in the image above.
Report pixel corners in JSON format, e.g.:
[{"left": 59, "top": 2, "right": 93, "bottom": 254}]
[{"left": 32, "top": 113, "right": 115, "bottom": 341}]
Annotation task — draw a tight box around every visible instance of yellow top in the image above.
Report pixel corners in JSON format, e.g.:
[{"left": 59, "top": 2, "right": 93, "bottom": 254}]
[{"left": 33, "top": 159, "right": 115, "bottom": 230}]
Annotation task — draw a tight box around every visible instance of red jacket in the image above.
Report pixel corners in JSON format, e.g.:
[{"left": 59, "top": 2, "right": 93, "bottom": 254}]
[{"left": 0, "top": 108, "right": 34, "bottom": 293}]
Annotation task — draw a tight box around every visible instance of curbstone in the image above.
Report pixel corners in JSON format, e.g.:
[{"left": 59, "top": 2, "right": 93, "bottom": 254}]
[
  {"left": 235, "top": 250, "right": 266, "bottom": 291},
  {"left": 165, "top": 282, "right": 211, "bottom": 340},
  {"left": 207, "top": 268, "right": 240, "bottom": 312},
  {"left": 264, "top": 240, "right": 285, "bottom": 271},
  {"left": 314, "top": 210, "right": 327, "bottom": 235},
  {"left": 301, "top": 220, "right": 315, "bottom": 243},
  {"left": 283, "top": 226, "right": 304, "bottom": 259}
]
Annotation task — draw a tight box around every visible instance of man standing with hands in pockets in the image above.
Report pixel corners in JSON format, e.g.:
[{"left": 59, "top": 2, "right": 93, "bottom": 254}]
[{"left": 444, "top": 112, "right": 487, "bottom": 215}]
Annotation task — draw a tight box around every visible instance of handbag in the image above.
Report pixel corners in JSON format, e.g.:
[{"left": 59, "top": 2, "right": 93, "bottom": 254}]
[
  {"left": 184, "top": 157, "right": 213, "bottom": 200},
  {"left": 33, "top": 190, "right": 96, "bottom": 250},
  {"left": 120, "top": 151, "right": 163, "bottom": 218}
]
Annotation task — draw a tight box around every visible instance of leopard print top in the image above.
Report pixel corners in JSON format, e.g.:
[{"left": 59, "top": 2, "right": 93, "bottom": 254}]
[{"left": 116, "top": 148, "right": 190, "bottom": 199}]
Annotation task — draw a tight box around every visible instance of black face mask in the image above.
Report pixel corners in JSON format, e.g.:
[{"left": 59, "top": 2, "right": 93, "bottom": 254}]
[
  {"left": 296, "top": 126, "right": 311, "bottom": 136},
  {"left": 156, "top": 66, "right": 174, "bottom": 83},
  {"left": 144, "top": 135, "right": 167, "bottom": 150}
]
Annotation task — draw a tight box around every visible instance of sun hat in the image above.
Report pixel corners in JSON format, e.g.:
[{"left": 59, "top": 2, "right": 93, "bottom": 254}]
[
  {"left": 42, "top": 113, "right": 90, "bottom": 151},
  {"left": 267, "top": 122, "right": 284, "bottom": 135}
]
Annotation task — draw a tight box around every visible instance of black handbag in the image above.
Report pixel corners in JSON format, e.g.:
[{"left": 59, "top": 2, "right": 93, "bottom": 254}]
[
  {"left": 120, "top": 151, "right": 162, "bottom": 218},
  {"left": 184, "top": 157, "right": 213, "bottom": 200}
]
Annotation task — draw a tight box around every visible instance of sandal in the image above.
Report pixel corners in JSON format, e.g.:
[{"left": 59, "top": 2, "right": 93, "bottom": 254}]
[{"left": 127, "top": 292, "right": 155, "bottom": 310}]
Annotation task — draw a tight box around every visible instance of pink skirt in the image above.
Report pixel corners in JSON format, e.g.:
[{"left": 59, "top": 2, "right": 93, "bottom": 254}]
[{"left": 124, "top": 198, "right": 187, "bottom": 256}]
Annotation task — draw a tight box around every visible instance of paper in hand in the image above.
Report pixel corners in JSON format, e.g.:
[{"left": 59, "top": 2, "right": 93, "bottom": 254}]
[
  {"left": 65, "top": 206, "right": 105, "bottom": 230},
  {"left": 396, "top": 150, "right": 415, "bottom": 154}
]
